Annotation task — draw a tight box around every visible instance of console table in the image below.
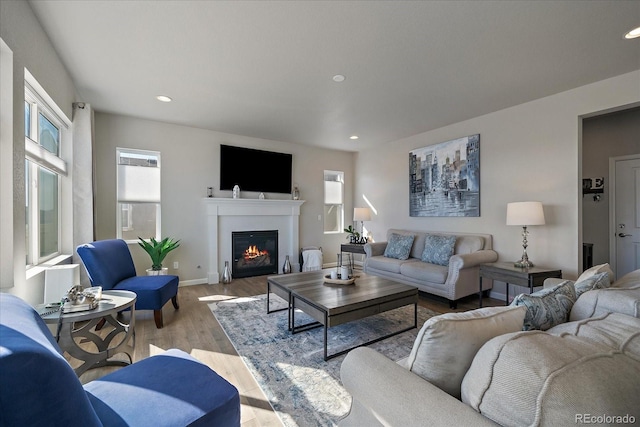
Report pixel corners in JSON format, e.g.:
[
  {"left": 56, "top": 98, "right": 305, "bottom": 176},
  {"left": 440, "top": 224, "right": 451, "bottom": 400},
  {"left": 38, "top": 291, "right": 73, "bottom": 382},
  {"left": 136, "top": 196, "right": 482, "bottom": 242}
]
[
  {"left": 479, "top": 262, "right": 562, "bottom": 307},
  {"left": 341, "top": 243, "right": 366, "bottom": 270}
]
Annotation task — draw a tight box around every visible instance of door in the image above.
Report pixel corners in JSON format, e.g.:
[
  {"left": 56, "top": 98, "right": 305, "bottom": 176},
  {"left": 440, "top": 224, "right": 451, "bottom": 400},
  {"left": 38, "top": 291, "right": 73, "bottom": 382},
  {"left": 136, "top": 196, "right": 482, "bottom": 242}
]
[{"left": 610, "top": 155, "right": 640, "bottom": 279}]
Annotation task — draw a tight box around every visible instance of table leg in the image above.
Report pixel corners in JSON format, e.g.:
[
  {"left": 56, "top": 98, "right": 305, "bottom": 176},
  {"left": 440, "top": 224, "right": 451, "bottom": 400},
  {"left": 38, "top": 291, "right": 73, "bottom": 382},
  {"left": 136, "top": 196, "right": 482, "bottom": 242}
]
[
  {"left": 58, "top": 311, "right": 135, "bottom": 377},
  {"left": 505, "top": 283, "right": 509, "bottom": 306},
  {"left": 479, "top": 276, "right": 483, "bottom": 308}
]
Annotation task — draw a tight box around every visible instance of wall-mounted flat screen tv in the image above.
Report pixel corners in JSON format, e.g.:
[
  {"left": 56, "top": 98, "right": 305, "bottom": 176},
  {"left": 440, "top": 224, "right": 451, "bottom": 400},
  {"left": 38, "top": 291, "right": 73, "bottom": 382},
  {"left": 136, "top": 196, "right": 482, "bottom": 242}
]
[{"left": 220, "top": 144, "right": 293, "bottom": 194}]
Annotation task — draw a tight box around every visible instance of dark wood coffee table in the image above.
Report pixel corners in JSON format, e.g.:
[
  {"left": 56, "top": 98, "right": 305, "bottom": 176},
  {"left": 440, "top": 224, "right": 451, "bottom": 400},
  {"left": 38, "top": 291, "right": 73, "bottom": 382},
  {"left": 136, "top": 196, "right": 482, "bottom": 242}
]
[{"left": 267, "top": 270, "right": 418, "bottom": 360}]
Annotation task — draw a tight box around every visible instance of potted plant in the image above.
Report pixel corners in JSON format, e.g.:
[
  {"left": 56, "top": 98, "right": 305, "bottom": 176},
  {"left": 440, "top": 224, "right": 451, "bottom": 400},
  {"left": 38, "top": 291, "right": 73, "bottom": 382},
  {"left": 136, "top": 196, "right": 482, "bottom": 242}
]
[
  {"left": 138, "top": 237, "right": 180, "bottom": 275},
  {"left": 344, "top": 225, "right": 361, "bottom": 244}
]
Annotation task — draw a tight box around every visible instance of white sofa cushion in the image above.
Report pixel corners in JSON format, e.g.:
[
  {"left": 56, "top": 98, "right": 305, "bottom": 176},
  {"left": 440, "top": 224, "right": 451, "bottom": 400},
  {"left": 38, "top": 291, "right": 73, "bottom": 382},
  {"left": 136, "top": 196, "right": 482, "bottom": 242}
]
[
  {"left": 404, "top": 305, "right": 526, "bottom": 399},
  {"left": 400, "top": 261, "right": 448, "bottom": 283},
  {"left": 570, "top": 284, "right": 640, "bottom": 321},
  {"left": 455, "top": 235, "right": 484, "bottom": 254},
  {"left": 461, "top": 330, "right": 640, "bottom": 426},
  {"left": 366, "top": 256, "right": 416, "bottom": 274},
  {"left": 576, "top": 263, "right": 615, "bottom": 284},
  {"left": 573, "top": 271, "right": 611, "bottom": 298},
  {"left": 547, "top": 312, "right": 640, "bottom": 360},
  {"left": 511, "top": 280, "right": 576, "bottom": 330}
]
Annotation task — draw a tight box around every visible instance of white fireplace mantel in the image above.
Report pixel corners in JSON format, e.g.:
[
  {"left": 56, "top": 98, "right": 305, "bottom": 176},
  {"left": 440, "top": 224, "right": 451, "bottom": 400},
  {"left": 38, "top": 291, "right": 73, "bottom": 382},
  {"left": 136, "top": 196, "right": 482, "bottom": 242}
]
[{"left": 203, "top": 198, "right": 305, "bottom": 283}]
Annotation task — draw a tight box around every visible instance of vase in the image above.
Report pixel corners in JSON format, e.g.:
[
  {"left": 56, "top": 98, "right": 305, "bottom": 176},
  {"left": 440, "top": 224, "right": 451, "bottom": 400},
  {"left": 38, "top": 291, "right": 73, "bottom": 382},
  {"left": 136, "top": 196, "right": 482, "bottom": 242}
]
[
  {"left": 282, "top": 255, "right": 292, "bottom": 274},
  {"left": 293, "top": 187, "right": 300, "bottom": 200},
  {"left": 232, "top": 185, "right": 240, "bottom": 199},
  {"left": 146, "top": 267, "right": 168, "bottom": 276},
  {"left": 221, "top": 261, "right": 232, "bottom": 284}
]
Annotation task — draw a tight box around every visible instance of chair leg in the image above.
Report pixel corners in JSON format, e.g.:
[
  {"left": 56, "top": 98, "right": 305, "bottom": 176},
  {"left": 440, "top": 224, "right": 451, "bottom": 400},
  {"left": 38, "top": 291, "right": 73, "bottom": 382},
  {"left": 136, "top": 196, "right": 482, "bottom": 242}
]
[
  {"left": 154, "top": 310, "right": 164, "bottom": 329},
  {"left": 95, "top": 317, "right": 107, "bottom": 331},
  {"left": 171, "top": 295, "right": 179, "bottom": 310}
]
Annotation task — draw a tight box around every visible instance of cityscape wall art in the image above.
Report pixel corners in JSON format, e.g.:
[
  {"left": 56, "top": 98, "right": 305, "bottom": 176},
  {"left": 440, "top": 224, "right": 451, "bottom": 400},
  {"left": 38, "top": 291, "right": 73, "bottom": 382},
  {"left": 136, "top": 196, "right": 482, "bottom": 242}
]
[{"left": 409, "top": 134, "right": 480, "bottom": 217}]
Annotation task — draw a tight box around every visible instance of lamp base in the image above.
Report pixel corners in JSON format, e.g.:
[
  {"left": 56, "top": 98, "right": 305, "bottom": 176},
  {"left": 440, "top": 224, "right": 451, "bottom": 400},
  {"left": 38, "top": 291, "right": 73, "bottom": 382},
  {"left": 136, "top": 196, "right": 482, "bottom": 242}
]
[{"left": 514, "top": 259, "right": 534, "bottom": 268}]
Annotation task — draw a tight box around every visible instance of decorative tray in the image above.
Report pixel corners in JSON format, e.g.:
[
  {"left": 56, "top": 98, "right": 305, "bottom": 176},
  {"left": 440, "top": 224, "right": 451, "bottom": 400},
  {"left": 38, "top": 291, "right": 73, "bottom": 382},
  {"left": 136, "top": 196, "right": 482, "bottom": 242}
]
[{"left": 324, "top": 275, "right": 357, "bottom": 285}]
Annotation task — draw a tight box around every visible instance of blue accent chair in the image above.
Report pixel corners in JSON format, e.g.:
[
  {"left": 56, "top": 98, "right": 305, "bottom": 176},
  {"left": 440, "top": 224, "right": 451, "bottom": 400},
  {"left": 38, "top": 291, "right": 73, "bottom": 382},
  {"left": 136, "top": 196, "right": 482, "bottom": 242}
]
[
  {"left": 0, "top": 293, "right": 241, "bottom": 426},
  {"left": 77, "top": 239, "right": 179, "bottom": 329}
]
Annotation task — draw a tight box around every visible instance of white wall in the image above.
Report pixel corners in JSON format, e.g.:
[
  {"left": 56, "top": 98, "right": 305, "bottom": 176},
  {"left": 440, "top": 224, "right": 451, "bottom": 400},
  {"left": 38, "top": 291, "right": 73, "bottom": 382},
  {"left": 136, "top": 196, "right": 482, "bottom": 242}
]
[
  {"left": 94, "top": 113, "right": 355, "bottom": 282},
  {"left": 356, "top": 71, "right": 640, "bottom": 291},
  {"left": 0, "top": 0, "right": 80, "bottom": 305}
]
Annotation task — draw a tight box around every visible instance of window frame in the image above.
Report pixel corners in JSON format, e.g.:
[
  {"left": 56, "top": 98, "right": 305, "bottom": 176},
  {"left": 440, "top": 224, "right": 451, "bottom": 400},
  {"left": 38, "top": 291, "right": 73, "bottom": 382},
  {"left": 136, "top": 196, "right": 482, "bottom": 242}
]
[
  {"left": 323, "top": 170, "right": 344, "bottom": 234},
  {"left": 116, "top": 147, "right": 162, "bottom": 243},
  {"left": 24, "top": 82, "right": 67, "bottom": 266}
]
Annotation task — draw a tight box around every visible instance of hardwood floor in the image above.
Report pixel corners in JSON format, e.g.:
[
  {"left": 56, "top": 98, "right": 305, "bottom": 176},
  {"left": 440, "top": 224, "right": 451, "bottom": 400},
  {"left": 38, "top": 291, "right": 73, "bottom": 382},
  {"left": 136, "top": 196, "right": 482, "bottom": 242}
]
[{"left": 73, "top": 275, "right": 503, "bottom": 426}]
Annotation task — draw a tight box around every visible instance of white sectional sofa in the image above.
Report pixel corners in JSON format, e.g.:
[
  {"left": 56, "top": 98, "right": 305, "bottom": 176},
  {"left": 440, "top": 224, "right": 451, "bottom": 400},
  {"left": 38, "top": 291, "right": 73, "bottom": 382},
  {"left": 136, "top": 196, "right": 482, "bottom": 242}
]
[
  {"left": 339, "top": 268, "right": 640, "bottom": 426},
  {"left": 363, "top": 229, "right": 498, "bottom": 308}
]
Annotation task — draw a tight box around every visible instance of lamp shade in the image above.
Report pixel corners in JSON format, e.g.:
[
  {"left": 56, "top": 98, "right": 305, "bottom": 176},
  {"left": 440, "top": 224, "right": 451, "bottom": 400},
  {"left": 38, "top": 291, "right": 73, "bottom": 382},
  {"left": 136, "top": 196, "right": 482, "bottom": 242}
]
[
  {"left": 354, "top": 207, "right": 372, "bottom": 222},
  {"left": 506, "top": 201, "right": 545, "bottom": 226}
]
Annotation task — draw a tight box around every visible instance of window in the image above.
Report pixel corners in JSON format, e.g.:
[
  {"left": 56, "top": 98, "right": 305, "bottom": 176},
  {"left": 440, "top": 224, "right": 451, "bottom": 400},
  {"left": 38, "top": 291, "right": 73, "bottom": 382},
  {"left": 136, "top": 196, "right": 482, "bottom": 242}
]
[
  {"left": 323, "top": 170, "right": 344, "bottom": 233},
  {"left": 24, "top": 82, "right": 67, "bottom": 265},
  {"left": 116, "top": 148, "right": 161, "bottom": 242}
]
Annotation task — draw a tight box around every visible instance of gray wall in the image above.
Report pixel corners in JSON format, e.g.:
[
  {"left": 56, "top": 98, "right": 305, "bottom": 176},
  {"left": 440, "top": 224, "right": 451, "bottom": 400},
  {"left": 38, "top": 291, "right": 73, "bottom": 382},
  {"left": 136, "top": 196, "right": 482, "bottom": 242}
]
[
  {"left": 582, "top": 107, "right": 640, "bottom": 266},
  {"left": 0, "top": 0, "right": 80, "bottom": 304},
  {"left": 94, "top": 113, "right": 355, "bottom": 281}
]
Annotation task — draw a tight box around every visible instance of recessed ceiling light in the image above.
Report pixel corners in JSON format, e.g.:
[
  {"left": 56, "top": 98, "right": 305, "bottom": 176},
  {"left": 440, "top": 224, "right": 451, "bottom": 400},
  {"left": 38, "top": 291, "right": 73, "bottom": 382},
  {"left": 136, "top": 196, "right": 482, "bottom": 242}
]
[
  {"left": 332, "top": 74, "right": 346, "bottom": 83},
  {"left": 350, "top": 135, "right": 359, "bottom": 140},
  {"left": 624, "top": 26, "right": 640, "bottom": 39},
  {"left": 156, "top": 95, "right": 172, "bottom": 102}
]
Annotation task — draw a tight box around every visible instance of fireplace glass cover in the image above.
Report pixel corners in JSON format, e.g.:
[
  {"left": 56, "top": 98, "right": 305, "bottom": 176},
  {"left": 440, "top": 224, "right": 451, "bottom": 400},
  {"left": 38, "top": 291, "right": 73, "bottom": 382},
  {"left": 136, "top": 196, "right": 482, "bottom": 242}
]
[{"left": 232, "top": 230, "right": 278, "bottom": 278}]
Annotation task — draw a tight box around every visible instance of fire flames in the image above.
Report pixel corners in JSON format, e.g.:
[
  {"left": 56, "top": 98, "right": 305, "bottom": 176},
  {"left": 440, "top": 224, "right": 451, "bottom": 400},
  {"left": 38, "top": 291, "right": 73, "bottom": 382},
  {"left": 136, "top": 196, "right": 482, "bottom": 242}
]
[{"left": 244, "top": 245, "right": 269, "bottom": 260}]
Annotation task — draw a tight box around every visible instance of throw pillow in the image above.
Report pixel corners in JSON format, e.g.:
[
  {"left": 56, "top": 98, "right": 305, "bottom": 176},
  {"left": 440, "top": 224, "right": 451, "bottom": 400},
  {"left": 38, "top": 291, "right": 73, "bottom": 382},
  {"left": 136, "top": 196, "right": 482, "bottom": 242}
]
[
  {"left": 404, "top": 305, "right": 526, "bottom": 399},
  {"left": 383, "top": 233, "right": 415, "bottom": 260},
  {"left": 421, "top": 234, "right": 457, "bottom": 266},
  {"left": 576, "top": 263, "right": 615, "bottom": 285},
  {"left": 573, "top": 271, "right": 611, "bottom": 298},
  {"left": 511, "top": 281, "right": 576, "bottom": 331}
]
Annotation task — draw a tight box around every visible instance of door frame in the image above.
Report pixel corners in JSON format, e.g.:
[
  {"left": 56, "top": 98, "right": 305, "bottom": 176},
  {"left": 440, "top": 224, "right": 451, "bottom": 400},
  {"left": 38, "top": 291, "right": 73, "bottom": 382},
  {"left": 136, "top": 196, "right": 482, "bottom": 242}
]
[{"left": 608, "top": 153, "right": 640, "bottom": 278}]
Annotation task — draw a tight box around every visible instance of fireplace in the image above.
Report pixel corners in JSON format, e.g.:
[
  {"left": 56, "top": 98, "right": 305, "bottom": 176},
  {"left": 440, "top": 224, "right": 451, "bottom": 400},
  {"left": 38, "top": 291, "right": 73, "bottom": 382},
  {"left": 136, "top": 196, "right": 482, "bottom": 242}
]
[{"left": 232, "top": 230, "right": 278, "bottom": 278}]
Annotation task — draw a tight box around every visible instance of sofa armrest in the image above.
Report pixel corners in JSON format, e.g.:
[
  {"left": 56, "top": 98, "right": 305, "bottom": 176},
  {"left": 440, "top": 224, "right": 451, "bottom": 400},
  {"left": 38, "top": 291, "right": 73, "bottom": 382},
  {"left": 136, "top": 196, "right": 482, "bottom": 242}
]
[
  {"left": 339, "top": 347, "right": 496, "bottom": 427},
  {"left": 449, "top": 250, "right": 498, "bottom": 270},
  {"left": 364, "top": 242, "right": 387, "bottom": 257}
]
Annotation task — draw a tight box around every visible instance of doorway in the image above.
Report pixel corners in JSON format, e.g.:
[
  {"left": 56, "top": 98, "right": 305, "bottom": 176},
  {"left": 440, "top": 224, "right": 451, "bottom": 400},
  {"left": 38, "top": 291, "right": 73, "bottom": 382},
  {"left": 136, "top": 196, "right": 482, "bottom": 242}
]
[
  {"left": 609, "top": 155, "right": 640, "bottom": 279},
  {"left": 581, "top": 106, "right": 640, "bottom": 275}
]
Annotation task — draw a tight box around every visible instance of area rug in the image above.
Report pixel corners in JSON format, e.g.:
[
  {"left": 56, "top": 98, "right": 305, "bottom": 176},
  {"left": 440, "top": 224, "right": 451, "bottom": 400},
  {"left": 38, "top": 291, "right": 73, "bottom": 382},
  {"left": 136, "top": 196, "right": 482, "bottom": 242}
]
[{"left": 209, "top": 294, "right": 439, "bottom": 427}]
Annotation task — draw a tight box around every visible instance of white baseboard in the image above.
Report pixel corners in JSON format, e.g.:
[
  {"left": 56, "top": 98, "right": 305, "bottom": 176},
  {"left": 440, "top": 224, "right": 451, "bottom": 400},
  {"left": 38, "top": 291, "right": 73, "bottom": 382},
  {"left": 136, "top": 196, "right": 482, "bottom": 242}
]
[{"left": 179, "top": 278, "right": 208, "bottom": 287}]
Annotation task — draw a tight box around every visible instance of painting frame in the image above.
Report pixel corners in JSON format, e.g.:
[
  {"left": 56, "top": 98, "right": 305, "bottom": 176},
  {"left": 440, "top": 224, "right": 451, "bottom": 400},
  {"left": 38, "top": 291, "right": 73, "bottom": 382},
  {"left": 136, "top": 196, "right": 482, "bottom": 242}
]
[{"left": 409, "top": 134, "right": 480, "bottom": 217}]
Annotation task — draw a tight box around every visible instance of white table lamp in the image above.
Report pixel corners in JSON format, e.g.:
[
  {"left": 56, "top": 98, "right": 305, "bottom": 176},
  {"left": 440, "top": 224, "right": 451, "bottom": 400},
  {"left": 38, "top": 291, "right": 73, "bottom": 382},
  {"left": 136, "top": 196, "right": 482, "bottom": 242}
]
[
  {"left": 506, "top": 201, "right": 545, "bottom": 268},
  {"left": 353, "top": 207, "right": 372, "bottom": 238}
]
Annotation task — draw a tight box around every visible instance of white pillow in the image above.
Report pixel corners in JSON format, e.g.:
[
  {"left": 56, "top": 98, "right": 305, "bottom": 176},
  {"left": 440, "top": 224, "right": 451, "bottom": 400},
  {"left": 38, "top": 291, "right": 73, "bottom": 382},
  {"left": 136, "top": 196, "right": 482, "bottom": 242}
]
[
  {"left": 576, "top": 263, "right": 614, "bottom": 284},
  {"left": 404, "top": 305, "right": 526, "bottom": 399}
]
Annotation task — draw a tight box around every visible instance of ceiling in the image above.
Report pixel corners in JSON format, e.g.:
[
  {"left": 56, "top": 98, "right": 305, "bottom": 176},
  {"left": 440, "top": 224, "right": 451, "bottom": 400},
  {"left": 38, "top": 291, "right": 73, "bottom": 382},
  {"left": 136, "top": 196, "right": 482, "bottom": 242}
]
[{"left": 29, "top": 1, "right": 640, "bottom": 152}]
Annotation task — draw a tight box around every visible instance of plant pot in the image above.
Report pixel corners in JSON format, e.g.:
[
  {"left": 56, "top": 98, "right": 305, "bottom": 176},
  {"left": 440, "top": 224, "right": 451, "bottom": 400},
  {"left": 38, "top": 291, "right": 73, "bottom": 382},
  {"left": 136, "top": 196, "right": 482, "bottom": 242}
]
[{"left": 146, "top": 267, "right": 168, "bottom": 276}]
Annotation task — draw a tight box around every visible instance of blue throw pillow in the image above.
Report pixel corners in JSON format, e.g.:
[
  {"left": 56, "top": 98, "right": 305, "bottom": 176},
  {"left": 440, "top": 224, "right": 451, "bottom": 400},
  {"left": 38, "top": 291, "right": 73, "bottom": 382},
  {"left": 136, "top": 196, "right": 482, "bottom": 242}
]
[
  {"left": 383, "top": 233, "right": 415, "bottom": 260},
  {"left": 421, "top": 235, "right": 457, "bottom": 266},
  {"left": 511, "top": 281, "right": 577, "bottom": 331}
]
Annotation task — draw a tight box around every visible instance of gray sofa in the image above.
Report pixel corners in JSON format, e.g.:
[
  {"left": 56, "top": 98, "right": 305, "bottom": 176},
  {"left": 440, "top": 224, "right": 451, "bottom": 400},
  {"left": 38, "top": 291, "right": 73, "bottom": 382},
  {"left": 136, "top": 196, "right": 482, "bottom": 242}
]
[
  {"left": 339, "top": 268, "right": 640, "bottom": 427},
  {"left": 363, "top": 229, "right": 498, "bottom": 308}
]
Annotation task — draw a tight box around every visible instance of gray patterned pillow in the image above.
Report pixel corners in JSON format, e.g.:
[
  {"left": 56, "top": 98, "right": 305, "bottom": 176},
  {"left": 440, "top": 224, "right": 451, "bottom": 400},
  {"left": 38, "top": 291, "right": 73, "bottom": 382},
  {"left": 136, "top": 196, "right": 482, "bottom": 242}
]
[
  {"left": 574, "top": 271, "right": 610, "bottom": 298},
  {"left": 383, "top": 233, "right": 415, "bottom": 260},
  {"left": 511, "top": 281, "right": 576, "bottom": 331},
  {"left": 421, "top": 235, "right": 457, "bottom": 266}
]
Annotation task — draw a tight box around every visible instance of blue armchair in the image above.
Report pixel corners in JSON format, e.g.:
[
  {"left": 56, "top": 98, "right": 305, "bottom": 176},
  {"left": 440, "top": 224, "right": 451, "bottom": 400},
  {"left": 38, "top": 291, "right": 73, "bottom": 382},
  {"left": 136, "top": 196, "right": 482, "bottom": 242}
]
[
  {"left": 77, "top": 239, "right": 179, "bottom": 328},
  {"left": 0, "top": 293, "right": 241, "bottom": 426}
]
